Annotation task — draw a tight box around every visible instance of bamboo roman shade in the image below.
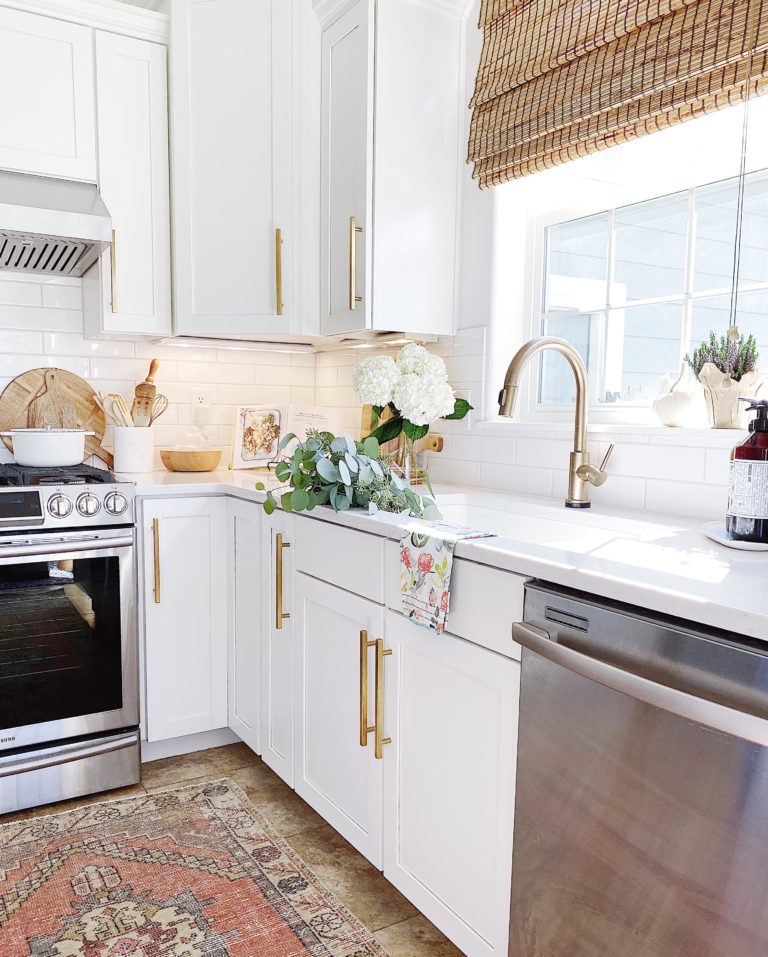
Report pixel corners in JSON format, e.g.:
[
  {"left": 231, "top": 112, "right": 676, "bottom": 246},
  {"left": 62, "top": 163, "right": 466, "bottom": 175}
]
[{"left": 468, "top": 0, "right": 768, "bottom": 188}]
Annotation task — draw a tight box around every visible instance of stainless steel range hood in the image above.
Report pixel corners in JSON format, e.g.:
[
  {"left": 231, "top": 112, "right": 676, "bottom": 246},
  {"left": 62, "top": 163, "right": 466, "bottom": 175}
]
[{"left": 0, "top": 171, "right": 112, "bottom": 278}]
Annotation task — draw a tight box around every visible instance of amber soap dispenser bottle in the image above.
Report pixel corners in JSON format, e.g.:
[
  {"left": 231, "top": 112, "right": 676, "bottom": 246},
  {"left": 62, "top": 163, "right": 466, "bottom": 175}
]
[{"left": 726, "top": 399, "right": 768, "bottom": 543}]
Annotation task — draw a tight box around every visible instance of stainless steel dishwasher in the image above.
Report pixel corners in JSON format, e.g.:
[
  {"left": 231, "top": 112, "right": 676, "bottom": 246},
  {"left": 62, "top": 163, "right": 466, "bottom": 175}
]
[{"left": 510, "top": 581, "right": 768, "bottom": 957}]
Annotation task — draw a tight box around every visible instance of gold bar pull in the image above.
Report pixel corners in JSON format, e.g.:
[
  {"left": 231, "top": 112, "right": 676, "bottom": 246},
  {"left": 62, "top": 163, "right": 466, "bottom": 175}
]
[
  {"left": 275, "top": 227, "right": 284, "bottom": 316},
  {"left": 275, "top": 532, "right": 291, "bottom": 630},
  {"left": 152, "top": 517, "right": 160, "bottom": 604},
  {"left": 110, "top": 228, "right": 117, "bottom": 314},
  {"left": 374, "top": 638, "right": 392, "bottom": 759},
  {"left": 348, "top": 216, "right": 363, "bottom": 310},
  {"left": 359, "top": 630, "right": 376, "bottom": 746}
]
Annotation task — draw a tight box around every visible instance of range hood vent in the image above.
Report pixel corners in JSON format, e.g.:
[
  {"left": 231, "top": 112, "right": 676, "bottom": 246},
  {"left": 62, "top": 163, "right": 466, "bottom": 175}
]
[{"left": 0, "top": 172, "right": 111, "bottom": 278}]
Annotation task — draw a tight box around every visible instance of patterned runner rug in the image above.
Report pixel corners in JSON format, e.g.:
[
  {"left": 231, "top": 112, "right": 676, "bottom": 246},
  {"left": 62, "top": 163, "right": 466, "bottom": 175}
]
[{"left": 0, "top": 779, "right": 388, "bottom": 956}]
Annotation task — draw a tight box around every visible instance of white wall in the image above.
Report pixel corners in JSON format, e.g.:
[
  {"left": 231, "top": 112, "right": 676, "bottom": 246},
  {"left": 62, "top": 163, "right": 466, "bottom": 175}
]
[{"left": 0, "top": 274, "right": 315, "bottom": 467}]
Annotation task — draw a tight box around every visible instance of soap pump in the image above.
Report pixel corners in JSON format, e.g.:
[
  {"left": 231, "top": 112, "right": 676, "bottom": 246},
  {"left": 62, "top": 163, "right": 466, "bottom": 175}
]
[{"left": 726, "top": 398, "right": 768, "bottom": 543}]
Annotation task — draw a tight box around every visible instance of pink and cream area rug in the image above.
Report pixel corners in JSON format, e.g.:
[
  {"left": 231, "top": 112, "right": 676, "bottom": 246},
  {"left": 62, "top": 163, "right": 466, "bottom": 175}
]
[{"left": 0, "top": 779, "right": 387, "bottom": 956}]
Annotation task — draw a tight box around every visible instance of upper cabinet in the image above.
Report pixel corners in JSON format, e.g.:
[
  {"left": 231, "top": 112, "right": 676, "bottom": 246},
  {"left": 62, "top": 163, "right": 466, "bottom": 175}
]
[
  {"left": 170, "top": 0, "right": 296, "bottom": 337},
  {"left": 0, "top": 6, "right": 96, "bottom": 181},
  {"left": 319, "top": 0, "right": 463, "bottom": 338},
  {"left": 83, "top": 31, "right": 172, "bottom": 339}
]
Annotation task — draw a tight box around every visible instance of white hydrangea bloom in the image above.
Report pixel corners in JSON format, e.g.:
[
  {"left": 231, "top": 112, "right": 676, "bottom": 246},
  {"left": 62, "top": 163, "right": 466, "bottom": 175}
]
[
  {"left": 353, "top": 355, "right": 400, "bottom": 406},
  {"left": 393, "top": 372, "right": 455, "bottom": 426},
  {"left": 396, "top": 343, "right": 448, "bottom": 380}
]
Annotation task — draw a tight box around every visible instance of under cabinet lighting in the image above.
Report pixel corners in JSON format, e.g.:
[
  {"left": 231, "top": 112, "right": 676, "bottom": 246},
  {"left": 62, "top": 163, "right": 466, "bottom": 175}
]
[{"left": 151, "top": 336, "right": 315, "bottom": 354}]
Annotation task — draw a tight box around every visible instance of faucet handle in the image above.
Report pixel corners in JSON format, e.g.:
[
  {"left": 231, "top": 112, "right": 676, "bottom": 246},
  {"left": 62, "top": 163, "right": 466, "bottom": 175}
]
[{"left": 577, "top": 443, "right": 614, "bottom": 488}]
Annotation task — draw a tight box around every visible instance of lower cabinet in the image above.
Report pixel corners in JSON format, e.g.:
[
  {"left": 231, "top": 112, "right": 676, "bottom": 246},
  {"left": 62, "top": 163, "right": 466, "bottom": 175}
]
[
  {"left": 383, "top": 611, "right": 519, "bottom": 957},
  {"left": 259, "top": 510, "right": 296, "bottom": 786},
  {"left": 294, "top": 572, "right": 385, "bottom": 866},
  {"left": 142, "top": 497, "right": 228, "bottom": 741}
]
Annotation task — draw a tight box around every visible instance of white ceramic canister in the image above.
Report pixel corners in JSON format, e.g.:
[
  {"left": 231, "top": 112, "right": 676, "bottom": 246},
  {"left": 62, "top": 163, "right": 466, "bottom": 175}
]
[{"left": 113, "top": 426, "right": 154, "bottom": 473}]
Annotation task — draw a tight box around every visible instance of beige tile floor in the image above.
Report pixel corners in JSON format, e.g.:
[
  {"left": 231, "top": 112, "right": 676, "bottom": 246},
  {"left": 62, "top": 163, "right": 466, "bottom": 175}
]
[{"left": 1, "top": 743, "right": 464, "bottom": 957}]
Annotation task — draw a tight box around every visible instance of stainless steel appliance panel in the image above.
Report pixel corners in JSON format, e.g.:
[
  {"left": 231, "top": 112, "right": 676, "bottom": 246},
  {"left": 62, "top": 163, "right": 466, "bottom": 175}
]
[{"left": 510, "top": 583, "right": 768, "bottom": 957}]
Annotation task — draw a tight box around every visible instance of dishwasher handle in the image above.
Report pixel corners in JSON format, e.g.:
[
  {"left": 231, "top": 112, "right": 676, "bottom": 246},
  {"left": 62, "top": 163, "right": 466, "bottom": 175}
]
[{"left": 513, "top": 622, "right": 768, "bottom": 748}]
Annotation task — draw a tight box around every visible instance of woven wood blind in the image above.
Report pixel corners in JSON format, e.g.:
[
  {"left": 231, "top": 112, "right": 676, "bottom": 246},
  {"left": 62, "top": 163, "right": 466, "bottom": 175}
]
[{"left": 468, "top": 0, "right": 768, "bottom": 188}]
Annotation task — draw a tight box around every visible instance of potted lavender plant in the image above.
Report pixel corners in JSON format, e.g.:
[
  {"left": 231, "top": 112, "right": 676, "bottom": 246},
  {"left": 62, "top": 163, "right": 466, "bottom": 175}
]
[{"left": 686, "top": 332, "right": 763, "bottom": 429}]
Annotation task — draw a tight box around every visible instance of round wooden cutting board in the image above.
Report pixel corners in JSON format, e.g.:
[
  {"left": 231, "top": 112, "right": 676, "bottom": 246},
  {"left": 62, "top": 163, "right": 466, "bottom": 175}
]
[{"left": 0, "top": 368, "right": 112, "bottom": 468}]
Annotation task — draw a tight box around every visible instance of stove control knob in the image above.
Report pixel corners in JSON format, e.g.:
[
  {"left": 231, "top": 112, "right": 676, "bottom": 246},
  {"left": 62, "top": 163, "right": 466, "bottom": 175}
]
[
  {"left": 77, "top": 492, "right": 101, "bottom": 517},
  {"left": 48, "top": 493, "right": 73, "bottom": 519},
  {"left": 104, "top": 491, "right": 128, "bottom": 516}
]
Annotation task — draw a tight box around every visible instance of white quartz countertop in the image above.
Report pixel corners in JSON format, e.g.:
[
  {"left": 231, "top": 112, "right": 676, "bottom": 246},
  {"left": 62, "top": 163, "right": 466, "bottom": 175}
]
[{"left": 124, "top": 468, "right": 768, "bottom": 641}]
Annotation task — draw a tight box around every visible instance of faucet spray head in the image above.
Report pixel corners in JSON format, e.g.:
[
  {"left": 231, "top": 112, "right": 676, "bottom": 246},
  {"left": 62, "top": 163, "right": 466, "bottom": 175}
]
[{"left": 498, "top": 384, "right": 519, "bottom": 418}]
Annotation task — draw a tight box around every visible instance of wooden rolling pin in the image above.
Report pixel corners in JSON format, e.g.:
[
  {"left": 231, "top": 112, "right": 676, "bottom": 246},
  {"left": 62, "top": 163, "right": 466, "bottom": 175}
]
[{"left": 131, "top": 358, "right": 159, "bottom": 427}]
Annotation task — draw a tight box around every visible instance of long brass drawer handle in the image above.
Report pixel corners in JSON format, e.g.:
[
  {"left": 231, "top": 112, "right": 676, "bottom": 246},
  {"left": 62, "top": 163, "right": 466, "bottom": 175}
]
[
  {"left": 348, "top": 216, "right": 363, "bottom": 311},
  {"left": 110, "top": 228, "right": 117, "bottom": 314},
  {"left": 374, "top": 638, "right": 392, "bottom": 760},
  {"left": 275, "top": 532, "right": 291, "bottom": 630},
  {"left": 152, "top": 517, "right": 160, "bottom": 604},
  {"left": 275, "top": 227, "right": 284, "bottom": 316},
  {"left": 360, "top": 629, "right": 376, "bottom": 746}
]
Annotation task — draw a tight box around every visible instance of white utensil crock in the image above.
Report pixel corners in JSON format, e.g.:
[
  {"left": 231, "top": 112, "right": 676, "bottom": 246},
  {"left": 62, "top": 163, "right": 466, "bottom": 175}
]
[{"left": 113, "top": 426, "right": 154, "bottom": 473}]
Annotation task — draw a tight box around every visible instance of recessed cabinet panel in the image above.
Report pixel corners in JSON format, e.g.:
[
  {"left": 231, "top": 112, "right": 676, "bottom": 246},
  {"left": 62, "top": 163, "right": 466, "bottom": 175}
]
[
  {"left": 85, "top": 32, "right": 171, "bottom": 338},
  {"left": 171, "top": 0, "right": 294, "bottom": 335},
  {"left": 0, "top": 7, "right": 96, "bottom": 180},
  {"left": 295, "top": 573, "right": 384, "bottom": 866},
  {"left": 229, "top": 499, "right": 262, "bottom": 754},
  {"left": 384, "top": 612, "right": 519, "bottom": 957},
  {"left": 320, "top": 0, "right": 372, "bottom": 334}
]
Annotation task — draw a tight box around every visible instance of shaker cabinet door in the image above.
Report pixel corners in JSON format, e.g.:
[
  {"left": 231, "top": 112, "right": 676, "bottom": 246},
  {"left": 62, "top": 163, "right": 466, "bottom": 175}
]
[
  {"left": 294, "top": 573, "right": 384, "bottom": 866},
  {"left": 320, "top": 0, "right": 373, "bottom": 335},
  {"left": 0, "top": 7, "right": 96, "bottom": 180},
  {"left": 143, "top": 497, "right": 228, "bottom": 741},
  {"left": 85, "top": 31, "right": 171, "bottom": 338},
  {"left": 383, "top": 612, "right": 520, "bottom": 957},
  {"left": 170, "top": 0, "right": 294, "bottom": 335},
  {"left": 258, "top": 511, "right": 296, "bottom": 785}
]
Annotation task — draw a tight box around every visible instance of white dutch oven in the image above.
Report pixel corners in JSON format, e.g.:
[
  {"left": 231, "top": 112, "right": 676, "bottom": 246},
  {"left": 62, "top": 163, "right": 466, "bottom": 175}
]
[{"left": 0, "top": 429, "right": 95, "bottom": 467}]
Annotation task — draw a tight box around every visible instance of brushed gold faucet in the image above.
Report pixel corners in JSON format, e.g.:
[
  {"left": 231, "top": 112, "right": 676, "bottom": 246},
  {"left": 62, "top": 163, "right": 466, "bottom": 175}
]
[{"left": 498, "top": 336, "right": 614, "bottom": 508}]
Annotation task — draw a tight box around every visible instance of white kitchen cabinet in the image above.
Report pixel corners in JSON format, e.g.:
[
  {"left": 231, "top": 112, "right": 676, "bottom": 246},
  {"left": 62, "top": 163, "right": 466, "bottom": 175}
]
[
  {"left": 384, "top": 611, "right": 519, "bottom": 957},
  {"left": 319, "top": 0, "right": 462, "bottom": 337},
  {"left": 294, "top": 572, "right": 385, "bottom": 865},
  {"left": 0, "top": 7, "right": 96, "bottom": 180},
  {"left": 228, "top": 498, "right": 262, "bottom": 754},
  {"left": 142, "top": 497, "right": 228, "bottom": 741},
  {"left": 170, "top": 0, "right": 295, "bottom": 336},
  {"left": 259, "top": 510, "right": 296, "bottom": 785},
  {"left": 83, "top": 31, "right": 172, "bottom": 339}
]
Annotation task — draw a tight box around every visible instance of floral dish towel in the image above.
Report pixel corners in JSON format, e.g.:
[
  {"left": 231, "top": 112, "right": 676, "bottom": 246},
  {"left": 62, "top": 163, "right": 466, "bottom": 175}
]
[{"left": 400, "top": 522, "right": 497, "bottom": 634}]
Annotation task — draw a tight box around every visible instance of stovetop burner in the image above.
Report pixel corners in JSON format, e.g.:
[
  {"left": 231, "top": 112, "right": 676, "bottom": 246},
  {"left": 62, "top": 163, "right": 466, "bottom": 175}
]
[{"left": 0, "top": 464, "right": 114, "bottom": 487}]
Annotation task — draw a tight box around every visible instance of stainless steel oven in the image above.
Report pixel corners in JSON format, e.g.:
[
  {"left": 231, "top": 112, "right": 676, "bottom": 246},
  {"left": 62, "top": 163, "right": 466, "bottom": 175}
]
[{"left": 0, "top": 468, "right": 140, "bottom": 814}]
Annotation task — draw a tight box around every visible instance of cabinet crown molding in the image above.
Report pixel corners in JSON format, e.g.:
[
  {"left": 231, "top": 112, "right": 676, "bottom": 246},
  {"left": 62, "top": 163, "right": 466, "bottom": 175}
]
[
  {"left": 312, "top": 0, "right": 472, "bottom": 29},
  {"left": 1, "top": 0, "right": 169, "bottom": 43}
]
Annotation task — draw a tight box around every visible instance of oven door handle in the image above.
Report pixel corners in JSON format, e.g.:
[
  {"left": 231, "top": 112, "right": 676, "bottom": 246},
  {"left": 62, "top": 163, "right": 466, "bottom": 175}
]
[
  {"left": 0, "top": 732, "right": 138, "bottom": 778},
  {"left": 0, "top": 533, "right": 134, "bottom": 559}
]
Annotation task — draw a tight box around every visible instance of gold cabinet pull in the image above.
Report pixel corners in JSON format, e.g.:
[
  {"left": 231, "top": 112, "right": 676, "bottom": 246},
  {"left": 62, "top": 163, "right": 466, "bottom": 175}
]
[
  {"left": 348, "top": 216, "right": 363, "bottom": 310},
  {"left": 110, "top": 228, "right": 117, "bottom": 314},
  {"left": 152, "top": 517, "right": 160, "bottom": 604},
  {"left": 374, "top": 638, "right": 392, "bottom": 759},
  {"left": 275, "top": 532, "right": 291, "bottom": 629},
  {"left": 359, "top": 629, "right": 376, "bottom": 746},
  {"left": 275, "top": 227, "right": 284, "bottom": 316}
]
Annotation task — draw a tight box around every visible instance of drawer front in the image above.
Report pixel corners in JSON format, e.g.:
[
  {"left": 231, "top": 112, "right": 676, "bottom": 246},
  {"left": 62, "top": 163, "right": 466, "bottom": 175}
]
[
  {"left": 295, "top": 517, "right": 385, "bottom": 604},
  {"left": 385, "top": 541, "right": 523, "bottom": 660}
]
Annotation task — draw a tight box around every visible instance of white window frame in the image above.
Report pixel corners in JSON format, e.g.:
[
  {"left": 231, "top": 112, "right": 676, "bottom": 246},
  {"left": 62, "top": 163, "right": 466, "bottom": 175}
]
[{"left": 516, "top": 175, "right": 768, "bottom": 426}]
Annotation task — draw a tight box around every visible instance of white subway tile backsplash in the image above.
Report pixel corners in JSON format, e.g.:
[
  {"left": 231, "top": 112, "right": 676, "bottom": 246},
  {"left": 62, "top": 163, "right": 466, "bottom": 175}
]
[
  {"left": 44, "top": 332, "right": 136, "bottom": 358},
  {"left": 0, "top": 353, "right": 90, "bottom": 378},
  {"left": 0, "top": 280, "right": 42, "bottom": 307},
  {"left": 480, "top": 462, "right": 554, "bottom": 497},
  {"left": 0, "top": 330, "right": 44, "bottom": 353},
  {"left": 608, "top": 442, "right": 706, "bottom": 483},
  {"left": 704, "top": 447, "right": 731, "bottom": 487},
  {"left": 0, "top": 304, "right": 82, "bottom": 332},
  {"left": 41, "top": 283, "right": 82, "bottom": 310},
  {"left": 645, "top": 479, "right": 727, "bottom": 520}
]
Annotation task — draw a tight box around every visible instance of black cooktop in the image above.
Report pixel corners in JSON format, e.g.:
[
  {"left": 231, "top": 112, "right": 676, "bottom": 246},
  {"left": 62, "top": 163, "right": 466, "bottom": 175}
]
[{"left": 0, "top": 464, "right": 114, "bottom": 487}]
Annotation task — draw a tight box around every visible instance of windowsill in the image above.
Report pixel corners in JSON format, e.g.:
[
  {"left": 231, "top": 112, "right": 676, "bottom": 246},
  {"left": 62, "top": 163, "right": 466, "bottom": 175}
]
[{"left": 474, "top": 417, "right": 745, "bottom": 447}]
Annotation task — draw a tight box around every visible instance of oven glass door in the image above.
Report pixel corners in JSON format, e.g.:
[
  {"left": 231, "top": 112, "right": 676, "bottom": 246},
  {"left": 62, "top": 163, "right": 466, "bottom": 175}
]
[{"left": 0, "top": 541, "right": 135, "bottom": 746}]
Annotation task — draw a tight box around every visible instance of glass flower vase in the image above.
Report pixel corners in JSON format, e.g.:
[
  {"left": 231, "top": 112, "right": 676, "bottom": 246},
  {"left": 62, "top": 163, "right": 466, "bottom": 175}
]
[{"left": 391, "top": 433, "right": 428, "bottom": 486}]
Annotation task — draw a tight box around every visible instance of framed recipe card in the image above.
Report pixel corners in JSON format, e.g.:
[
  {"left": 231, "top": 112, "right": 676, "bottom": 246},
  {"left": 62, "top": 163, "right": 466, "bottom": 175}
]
[{"left": 230, "top": 404, "right": 345, "bottom": 470}]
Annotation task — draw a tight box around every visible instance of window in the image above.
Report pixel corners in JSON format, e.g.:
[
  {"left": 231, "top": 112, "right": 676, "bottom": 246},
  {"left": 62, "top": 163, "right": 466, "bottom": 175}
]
[{"left": 538, "top": 170, "right": 768, "bottom": 408}]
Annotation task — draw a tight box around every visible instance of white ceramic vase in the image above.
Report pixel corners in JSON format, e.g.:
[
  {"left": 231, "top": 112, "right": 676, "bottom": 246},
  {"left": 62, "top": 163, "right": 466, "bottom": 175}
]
[{"left": 698, "top": 363, "right": 765, "bottom": 429}]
